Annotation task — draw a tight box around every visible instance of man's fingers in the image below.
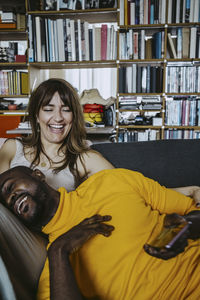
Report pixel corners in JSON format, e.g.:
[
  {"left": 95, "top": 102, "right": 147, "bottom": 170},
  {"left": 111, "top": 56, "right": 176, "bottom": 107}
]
[
  {"left": 80, "top": 214, "right": 112, "bottom": 225},
  {"left": 164, "top": 213, "right": 186, "bottom": 227},
  {"left": 144, "top": 238, "right": 188, "bottom": 260}
]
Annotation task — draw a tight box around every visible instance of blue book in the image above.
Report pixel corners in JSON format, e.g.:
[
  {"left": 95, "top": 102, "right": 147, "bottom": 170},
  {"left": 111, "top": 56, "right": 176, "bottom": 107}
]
[
  {"left": 47, "top": 19, "right": 53, "bottom": 62},
  {"left": 150, "top": 0, "right": 154, "bottom": 24},
  {"left": 153, "top": 31, "right": 161, "bottom": 59},
  {"left": 185, "top": 0, "right": 190, "bottom": 22}
]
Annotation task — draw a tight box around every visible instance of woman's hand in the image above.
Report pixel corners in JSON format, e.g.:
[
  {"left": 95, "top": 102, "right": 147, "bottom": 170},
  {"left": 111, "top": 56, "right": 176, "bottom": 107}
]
[
  {"left": 172, "top": 186, "right": 200, "bottom": 207},
  {"left": 192, "top": 189, "right": 200, "bottom": 207},
  {"left": 48, "top": 214, "right": 114, "bottom": 255}
]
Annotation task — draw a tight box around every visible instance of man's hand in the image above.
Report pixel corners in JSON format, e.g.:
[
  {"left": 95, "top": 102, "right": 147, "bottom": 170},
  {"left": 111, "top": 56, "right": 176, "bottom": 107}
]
[
  {"left": 144, "top": 213, "right": 189, "bottom": 260},
  {"left": 48, "top": 214, "right": 114, "bottom": 300},
  {"left": 185, "top": 210, "right": 200, "bottom": 240},
  {"left": 48, "top": 214, "right": 114, "bottom": 255}
]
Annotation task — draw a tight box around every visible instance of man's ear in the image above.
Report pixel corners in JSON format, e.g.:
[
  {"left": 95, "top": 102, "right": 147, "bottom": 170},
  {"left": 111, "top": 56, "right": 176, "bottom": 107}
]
[{"left": 32, "top": 169, "right": 46, "bottom": 181}]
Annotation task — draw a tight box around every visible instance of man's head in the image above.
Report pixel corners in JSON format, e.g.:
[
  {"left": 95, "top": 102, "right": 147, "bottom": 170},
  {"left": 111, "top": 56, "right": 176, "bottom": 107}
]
[{"left": 0, "top": 166, "right": 59, "bottom": 229}]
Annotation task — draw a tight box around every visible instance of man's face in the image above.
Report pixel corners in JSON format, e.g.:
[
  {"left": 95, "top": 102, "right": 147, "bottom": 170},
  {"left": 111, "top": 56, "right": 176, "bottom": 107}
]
[{"left": 0, "top": 167, "right": 48, "bottom": 226}]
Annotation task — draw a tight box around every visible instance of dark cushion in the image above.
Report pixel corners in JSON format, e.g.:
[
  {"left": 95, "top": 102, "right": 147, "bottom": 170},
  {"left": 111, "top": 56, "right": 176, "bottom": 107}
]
[{"left": 92, "top": 139, "right": 200, "bottom": 188}]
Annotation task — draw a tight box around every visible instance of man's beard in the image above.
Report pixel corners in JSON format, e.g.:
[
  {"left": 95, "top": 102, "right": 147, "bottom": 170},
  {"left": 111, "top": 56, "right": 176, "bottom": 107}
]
[{"left": 21, "top": 187, "right": 47, "bottom": 231}]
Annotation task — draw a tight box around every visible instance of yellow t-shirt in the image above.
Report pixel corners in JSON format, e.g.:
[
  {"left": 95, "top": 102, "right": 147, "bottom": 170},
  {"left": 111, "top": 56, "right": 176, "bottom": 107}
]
[{"left": 37, "top": 169, "right": 200, "bottom": 300}]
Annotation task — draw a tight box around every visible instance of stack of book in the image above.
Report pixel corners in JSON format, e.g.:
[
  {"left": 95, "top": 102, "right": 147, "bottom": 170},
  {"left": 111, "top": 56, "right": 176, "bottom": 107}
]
[{"left": 0, "top": 11, "right": 17, "bottom": 29}]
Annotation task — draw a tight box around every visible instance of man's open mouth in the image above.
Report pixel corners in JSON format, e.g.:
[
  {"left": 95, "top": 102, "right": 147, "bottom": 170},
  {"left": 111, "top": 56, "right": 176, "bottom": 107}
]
[{"left": 16, "top": 195, "right": 28, "bottom": 214}]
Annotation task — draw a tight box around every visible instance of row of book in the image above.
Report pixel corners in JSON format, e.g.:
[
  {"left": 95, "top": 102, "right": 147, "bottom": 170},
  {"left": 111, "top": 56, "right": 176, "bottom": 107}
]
[
  {"left": 119, "top": 0, "right": 166, "bottom": 25},
  {"left": 119, "top": 95, "right": 162, "bottom": 110},
  {"left": 119, "top": 64, "right": 163, "bottom": 93},
  {"left": 164, "top": 129, "right": 200, "bottom": 140},
  {"left": 119, "top": 0, "right": 200, "bottom": 26},
  {"left": 118, "top": 128, "right": 200, "bottom": 142},
  {"left": 165, "top": 65, "right": 200, "bottom": 93},
  {"left": 167, "top": 0, "right": 200, "bottom": 24},
  {"left": 119, "top": 26, "right": 200, "bottom": 61},
  {"left": 167, "top": 27, "right": 200, "bottom": 59},
  {"left": 119, "top": 29, "right": 164, "bottom": 60},
  {"left": 28, "top": 0, "right": 116, "bottom": 11},
  {"left": 118, "top": 129, "right": 160, "bottom": 142},
  {"left": 0, "top": 70, "right": 28, "bottom": 96},
  {"left": 165, "top": 97, "right": 200, "bottom": 126},
  {"left": 28, "top": 15, "right": 117, "bottom": 62}
]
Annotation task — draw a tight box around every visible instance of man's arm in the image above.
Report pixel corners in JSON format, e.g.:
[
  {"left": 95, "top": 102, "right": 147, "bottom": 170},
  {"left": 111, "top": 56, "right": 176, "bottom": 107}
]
[{"left": 47, "top": 215, "right": 114, "bottom": 300}]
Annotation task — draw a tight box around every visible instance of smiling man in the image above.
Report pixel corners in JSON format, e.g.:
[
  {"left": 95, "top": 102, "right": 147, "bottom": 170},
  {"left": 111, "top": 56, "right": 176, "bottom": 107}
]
[{"left": 1, "top": 166, "right": 200, "bottom": 300}]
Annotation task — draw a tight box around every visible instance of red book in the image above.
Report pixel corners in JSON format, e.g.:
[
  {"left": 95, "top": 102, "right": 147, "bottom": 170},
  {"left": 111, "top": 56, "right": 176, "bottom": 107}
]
[{"left": 101, "top": 24, "right": 107, "bottom": 60}]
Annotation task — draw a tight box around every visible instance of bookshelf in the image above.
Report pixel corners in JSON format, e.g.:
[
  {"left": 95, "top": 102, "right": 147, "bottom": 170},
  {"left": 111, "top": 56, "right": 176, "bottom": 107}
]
[
  {"left": 117, "top": 0, "right": 200, "bottom": 142},
  {"left": 0, "top": 1, "right": 28, "bottom": 137},
  {"left": 1, "top": 0, "right": 200, "bottom": 142}
]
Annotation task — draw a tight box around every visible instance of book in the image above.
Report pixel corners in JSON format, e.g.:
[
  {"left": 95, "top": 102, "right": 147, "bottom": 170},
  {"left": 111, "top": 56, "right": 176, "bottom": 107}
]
[
  {"left": 89, "top": 27, "right": 93, "bottom": 61},
  {"left": 16, "top": 14, "right": 26, "bottom": 30},
  {"left": 95, "top": 27, "right": 101, "bottom": 61},
  {"left": 101, "top": 24, "right": 107, "bottom": 60},
  {"left": 20, "top": 72, "right": 28, "bottom": 95},
  {"left": 70, "top": 19, "right": 76, "bottom": 61},
  {"left": 77, "top": 19, "right": 82, "bottom": 61},
  {"left": 0, "top": 22, "right": 16, "bottom": 29},
  {"left": 56, "top": 19, "right": 65, "bottom": 62},
  {"left": 182, "top": 27, "right": 189, "bottom": 58},
  {"left": 167, "top": 33, "right": 177, "bottom": 58},
  {"left": 130, "top": 0, "right": 135, "bottom": 25},
  {"left": 35, "top": 16, "right": 42, "bottom": 62},
  {"left": 153, "top": 31, "right": 162, "bottom": 59},
  {"left": 145, "top": 37, "right": 152, "bottom": 59},
  {"left": 53, "top": 20, "right": 58, "bottom": 61},
  {"left": 177, "top": 28, "right": 182, "bottom": 59},
  {"left": 176, "top": 0, "right": 181, "bottom": 22},
  {"left": 27, "top": 15, "right": 34, "bottom": 62},
  {"left": 185, "top": 0, "right": 190, "bottom": 22},
  {"left": 167, "top": 0, "right": 172, "bottom": 23},
  {"left": 120, "top": 0, "right": 125, "bottom": 25},
  {"left": 84, "top": 21, "right": 90, "bottom": 60},
  {"left": 80, "top": 20, "right": 86, "bottom": 61},
  {"left": 74, "top": 20, "right": 79, "bottom": 61},
  {"left": 140, "top": 30, "right": 145, "bottom": 59},
  {"left": 189, "top": 27, "right": 197, "bottom": 58}
]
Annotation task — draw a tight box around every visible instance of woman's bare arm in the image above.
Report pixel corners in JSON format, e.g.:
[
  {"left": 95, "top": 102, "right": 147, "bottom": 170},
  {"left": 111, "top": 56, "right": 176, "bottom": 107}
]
[
  {"left": 172, "top": 186, "right": 200, "bottom": 206},
  {"left": 0, "top": 139, "right": 16, "bottom": 173}
]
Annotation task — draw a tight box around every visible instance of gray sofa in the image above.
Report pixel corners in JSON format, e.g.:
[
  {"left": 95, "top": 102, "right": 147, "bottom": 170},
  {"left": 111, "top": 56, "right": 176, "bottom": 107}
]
[
  {"left": 93, "top": 139, "right": 200, "bottom": 188},
  {"left": 1, "top": 139, "right": 200, "bottom": 300}
]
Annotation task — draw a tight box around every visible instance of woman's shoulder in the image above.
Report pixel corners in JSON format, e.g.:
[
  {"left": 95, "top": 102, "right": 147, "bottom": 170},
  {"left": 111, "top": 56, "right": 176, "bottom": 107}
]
[
  {"left": 79, "top": 149, "right": 114, "bottom": 176},
  {"left": 0, "top": 138, "right": 17, "bottom": 152},
  {"left": 0, "top": 138, "right": 17, "bottom": 173}
]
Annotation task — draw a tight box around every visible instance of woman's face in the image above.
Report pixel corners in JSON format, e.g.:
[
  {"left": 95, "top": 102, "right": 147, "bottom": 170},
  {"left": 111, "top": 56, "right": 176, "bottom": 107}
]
[{"left": 38, "top": 92, "right": 73, "bottom": 144}]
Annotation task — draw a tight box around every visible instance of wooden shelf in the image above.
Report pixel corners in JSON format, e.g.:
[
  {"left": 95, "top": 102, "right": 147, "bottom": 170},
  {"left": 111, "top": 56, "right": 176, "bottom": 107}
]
[{"left": 30, "top": 61, "right": 117, "bottom": 69}]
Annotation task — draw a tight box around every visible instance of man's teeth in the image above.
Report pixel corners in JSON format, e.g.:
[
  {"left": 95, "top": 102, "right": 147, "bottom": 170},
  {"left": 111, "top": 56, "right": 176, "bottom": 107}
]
[
  {"left": 17, "top": 196, "right": 27, "bottom": 214},
  {"left": 49, "top": 125, "right": 64, "bottom": 129}
]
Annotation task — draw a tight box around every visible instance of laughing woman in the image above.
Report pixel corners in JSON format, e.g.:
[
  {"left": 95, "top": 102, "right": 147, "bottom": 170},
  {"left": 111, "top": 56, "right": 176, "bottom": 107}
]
[{"left": 0, "top": 78, "right": 114, "bottom": 190}]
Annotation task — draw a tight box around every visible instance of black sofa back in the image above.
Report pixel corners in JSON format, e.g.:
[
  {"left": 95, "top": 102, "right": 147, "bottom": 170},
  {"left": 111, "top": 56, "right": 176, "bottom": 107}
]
[{"left": 92, "top": 139, "right": 200, "bottom": 188}]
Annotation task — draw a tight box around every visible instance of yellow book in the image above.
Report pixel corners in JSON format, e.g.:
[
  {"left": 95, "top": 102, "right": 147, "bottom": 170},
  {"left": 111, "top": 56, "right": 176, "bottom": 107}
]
[{"left": 20, "top": 72, "right": 29, "bottom": 95}]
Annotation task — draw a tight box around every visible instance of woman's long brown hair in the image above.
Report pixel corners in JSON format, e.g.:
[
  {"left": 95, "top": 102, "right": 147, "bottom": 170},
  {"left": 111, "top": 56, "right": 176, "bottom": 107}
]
[{"left": 21, "top": 78, "right": 89, "bottom": 187}]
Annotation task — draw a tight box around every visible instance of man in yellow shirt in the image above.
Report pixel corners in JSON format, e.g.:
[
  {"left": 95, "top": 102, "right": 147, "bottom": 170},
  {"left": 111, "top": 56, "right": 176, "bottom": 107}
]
[{"left": 0, "top": 166, "right": 200, "bottom": 300}]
